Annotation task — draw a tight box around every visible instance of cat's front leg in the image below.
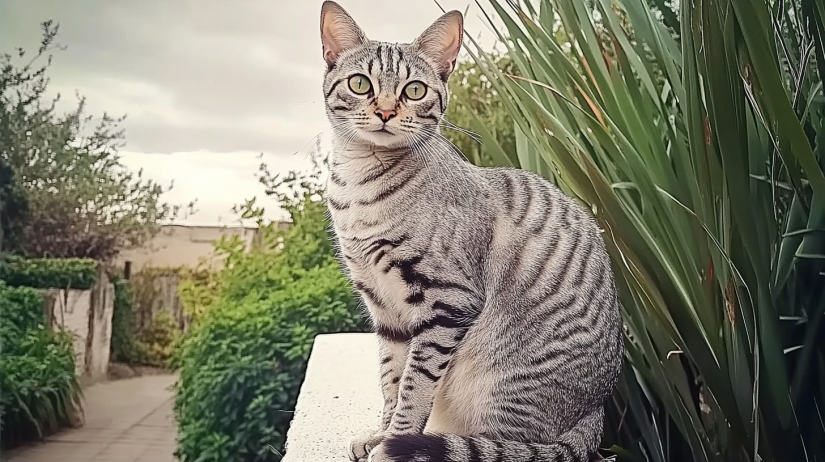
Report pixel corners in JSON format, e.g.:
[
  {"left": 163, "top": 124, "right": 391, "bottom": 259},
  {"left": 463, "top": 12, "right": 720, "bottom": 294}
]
[
  {"left": 385, "top": 305, "right": 470, "bottom": 435},
  {"left": 364, "top": 309, "right": 468, "bottom": 461},
  {"left": 347, "top": 339, "right": 408, "bottom": 461},
  {"left": 377, "top": 339, "right": 409, "bottom": 430}
]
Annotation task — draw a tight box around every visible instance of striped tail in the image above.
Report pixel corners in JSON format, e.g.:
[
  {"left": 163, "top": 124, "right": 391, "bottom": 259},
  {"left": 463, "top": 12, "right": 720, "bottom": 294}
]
[{"left": 382, "top": 433, "right": 603, "bottom": 462}]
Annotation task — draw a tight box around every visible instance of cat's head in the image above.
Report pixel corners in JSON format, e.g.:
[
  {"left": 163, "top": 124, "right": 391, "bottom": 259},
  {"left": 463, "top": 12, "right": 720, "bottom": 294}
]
[{"left": 320, "top": 1, "right": 462, "bottom": 149}]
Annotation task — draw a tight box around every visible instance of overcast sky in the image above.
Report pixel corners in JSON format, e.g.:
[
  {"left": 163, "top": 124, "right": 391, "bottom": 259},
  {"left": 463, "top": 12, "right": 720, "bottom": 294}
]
[{"left": 1, "top": 0, "right": 501, "bottom": 225}]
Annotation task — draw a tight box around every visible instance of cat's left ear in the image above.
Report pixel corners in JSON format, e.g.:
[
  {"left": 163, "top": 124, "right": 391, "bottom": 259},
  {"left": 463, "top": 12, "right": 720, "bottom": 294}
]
[
  {"left": 413, "top": 10, "right": 463, "bottom": 81},
  {"left": 320, "top": 1, "right": 368, "bottom": 69}
]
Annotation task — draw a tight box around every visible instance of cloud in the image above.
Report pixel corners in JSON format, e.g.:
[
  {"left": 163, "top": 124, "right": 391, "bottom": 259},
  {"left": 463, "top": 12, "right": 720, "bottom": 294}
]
[
  {"left": 1, "top": 0, "right": 502, "bottom": 223},
  {"left": 119, "top": 150, "right": 317, "bottom": 225}
]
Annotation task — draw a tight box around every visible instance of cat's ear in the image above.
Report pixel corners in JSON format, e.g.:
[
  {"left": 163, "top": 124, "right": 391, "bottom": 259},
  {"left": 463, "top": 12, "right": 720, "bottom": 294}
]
[
  {"left": 320, "top": 1, "right": 368, "bottom": 68},
  {"left": 413, "top": 10, "right": 463, "bottom": 81}
]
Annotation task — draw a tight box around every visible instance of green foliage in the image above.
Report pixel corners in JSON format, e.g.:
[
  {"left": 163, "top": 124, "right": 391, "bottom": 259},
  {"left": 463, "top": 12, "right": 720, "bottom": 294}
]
[
  {"left": 177, "top": 263, "right": 221, "bottom": 321},
  {"left": 111, "top": 274, "right": 184, "bottom": 367},
  {"left": 0, "top": 282, "right": 81, "bottom": 449},
  {"left": 175, "top": 153, "right": 365, "bottom": 462},
  {"left": 174, "top": 153, "right": 368, "bottom": 462},
  {"left": 1, "top": 21, "right": 191, "bottom": 260},
  {"left": 256, "top": 151, "right": 335, "bottom": 272},
  {"left": 0, "top": 155, "right": 28, "bottom": 254},
  {"left": 174, "top": 265, "right": 361, "bottom": 461},
  {"left": 0, "top": 254, "right": 94, "bottom": 446},
  {"left": 0, "top": 254, "right": 97, "bottom": 289},
  {"left": 443, "top": 52, "right": 518, "bottom": 166},
  {"left": 110, "top": 277, "right": 140, "bottom": 364},
  {"left": 135, "top": 310, "right": 181, "bottom": 368},
  {"left": 0, "top": 281, "right": 44, "bottom": 334},
  {"left": 461, "top": 0, "right": 825, "bottom": 460}
]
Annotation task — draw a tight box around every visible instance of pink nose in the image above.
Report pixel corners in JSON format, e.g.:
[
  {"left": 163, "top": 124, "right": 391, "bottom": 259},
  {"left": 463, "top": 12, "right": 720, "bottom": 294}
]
[{"left": 374, "top": 109, "right": 397, "bottom": 123}]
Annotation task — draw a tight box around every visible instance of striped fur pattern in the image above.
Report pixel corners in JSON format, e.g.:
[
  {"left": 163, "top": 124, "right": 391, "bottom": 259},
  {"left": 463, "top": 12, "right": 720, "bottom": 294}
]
[{"left": 319, "top": 2, "right": 624, "bottom": 461}]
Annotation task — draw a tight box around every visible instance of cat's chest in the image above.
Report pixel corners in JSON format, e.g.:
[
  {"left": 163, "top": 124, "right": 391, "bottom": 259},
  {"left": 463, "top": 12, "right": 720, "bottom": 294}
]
[
  {"left": 326, "top": 170, "right": 408, "bottom": 238},
  {"left": 340, "top": 238, "right": 425, "bottom": 328}
]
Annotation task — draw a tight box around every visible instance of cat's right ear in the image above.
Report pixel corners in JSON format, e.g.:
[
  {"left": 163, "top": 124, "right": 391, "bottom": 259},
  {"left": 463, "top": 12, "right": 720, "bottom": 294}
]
[{"left": 320, "top": 1, "right": 367, "bottom": 69}]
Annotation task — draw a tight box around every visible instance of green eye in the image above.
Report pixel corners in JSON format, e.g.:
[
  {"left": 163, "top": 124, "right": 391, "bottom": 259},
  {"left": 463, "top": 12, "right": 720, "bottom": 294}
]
[
  {"left": 348, "top": 74, "right": 372, "bottom": 95},
  {"left": 403, "top": 81, "right": 427, "bottom": 100}
]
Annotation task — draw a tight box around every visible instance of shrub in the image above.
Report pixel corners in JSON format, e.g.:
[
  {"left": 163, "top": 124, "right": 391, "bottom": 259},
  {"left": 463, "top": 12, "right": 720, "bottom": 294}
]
[
  {"left": 177, "top": 264, "right": 221, "bottom": 321},
  {"left": 464, "top": 1, "right": 824, "bottom": 460},
  {"left": 136, "top": 310, "right": 181, "bottom": 368},
  {"left": 0, "top": 254, "right": 97, "bottom": 290},
  {"left": 110, "top": 277, "right": 140, "bottom": 364},
  {"left": 174, "top": 263, "right": 361, "bottom": 461},
  {"left": 0, "top": 282, "right": 81, "bottom": 449},
  {"left": 0, "top": 254, "right": 94, "bottom": 448}
]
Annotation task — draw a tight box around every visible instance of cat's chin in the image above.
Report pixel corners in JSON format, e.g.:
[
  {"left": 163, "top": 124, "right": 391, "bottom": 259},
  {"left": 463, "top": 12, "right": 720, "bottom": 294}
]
[{"left": 356, "top": 129, "right": 407, "bottom": 149}]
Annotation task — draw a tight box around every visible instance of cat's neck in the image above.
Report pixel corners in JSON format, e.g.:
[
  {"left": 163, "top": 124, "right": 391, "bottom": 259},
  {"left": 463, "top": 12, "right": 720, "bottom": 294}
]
[
  {"left": 331, "top": 136, "right": 409, "bottom": 160},
  {"left": 328, "top": 132, "right": 471, "bottom": 188},
  {"left": 329, "top": 135, "right": 418, "bottom": 180}
]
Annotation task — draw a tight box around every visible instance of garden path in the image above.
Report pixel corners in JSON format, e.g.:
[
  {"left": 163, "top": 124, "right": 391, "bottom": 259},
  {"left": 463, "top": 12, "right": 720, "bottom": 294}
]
[{"left": 4, "top": 374, "right": 177, "bottom": 462}]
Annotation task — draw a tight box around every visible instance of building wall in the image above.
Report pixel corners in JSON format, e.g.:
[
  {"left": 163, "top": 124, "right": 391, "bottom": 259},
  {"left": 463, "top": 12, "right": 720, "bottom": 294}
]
[{"left": 117, "top": 224, "right": 280, "bottom": 271}]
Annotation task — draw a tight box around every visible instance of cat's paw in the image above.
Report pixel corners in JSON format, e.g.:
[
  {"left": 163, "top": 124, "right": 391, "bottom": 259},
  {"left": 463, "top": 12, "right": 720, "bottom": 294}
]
[{"left": 347, "top": 429, "right": 387, "bottom": 461}]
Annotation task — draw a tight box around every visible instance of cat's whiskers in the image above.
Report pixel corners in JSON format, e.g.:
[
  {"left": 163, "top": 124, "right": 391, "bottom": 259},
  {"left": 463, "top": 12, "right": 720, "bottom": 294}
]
[
  {"left": 337, "top": 129, "right": 363, "bottom": 156},
  {"left": 438, "top": 118, "right": 483, "bottom": 145},
  {"left": 402, "top": 119, "right": 482, "bottom": 145}
]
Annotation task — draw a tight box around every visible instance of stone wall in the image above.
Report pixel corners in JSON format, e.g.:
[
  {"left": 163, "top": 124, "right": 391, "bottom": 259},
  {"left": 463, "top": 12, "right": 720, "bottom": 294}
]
[{"left": 43, "top": 270, "right": 114, "bottom": 383}]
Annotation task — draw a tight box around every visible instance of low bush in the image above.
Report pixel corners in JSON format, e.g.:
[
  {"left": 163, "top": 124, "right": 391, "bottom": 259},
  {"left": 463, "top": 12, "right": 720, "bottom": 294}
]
[
  {"left": 0, "top": 255, "right": 97, "bottom": 289},
  {"left": 0, "top": 282, "right": 81, "bottom": 449},
  {"left": 173, "top": 157, "right": 368, "bottom": 461},
  {"left": 136, "top": 310, "right": 181, "bottom": 368},
  {"left": 174, "top": 263, "right": 361, "bottom": 461}
]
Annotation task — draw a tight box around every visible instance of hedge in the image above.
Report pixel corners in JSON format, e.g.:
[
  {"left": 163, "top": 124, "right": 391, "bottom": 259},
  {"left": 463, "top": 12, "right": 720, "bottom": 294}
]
[
  {"left": 0, "top": 254, "right": 98, "bottom": 290},
  {"left": 0, "top": 282, "right": 81, "bottom": 449},
  {"left": 173, "top": 263, "right": 365, "bottom": 462}
]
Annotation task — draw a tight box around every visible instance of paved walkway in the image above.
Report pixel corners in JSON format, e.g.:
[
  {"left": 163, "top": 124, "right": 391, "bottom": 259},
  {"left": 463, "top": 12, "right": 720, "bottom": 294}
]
[{"left": 5, "top": 375, "right": 177, "bottom": 462}]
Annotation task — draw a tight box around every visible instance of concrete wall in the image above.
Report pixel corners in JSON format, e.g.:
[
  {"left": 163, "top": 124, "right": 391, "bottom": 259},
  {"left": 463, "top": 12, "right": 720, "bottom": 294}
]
[
  {"left": 44, "top": 271, "right": 114, "bottom": 383},
  {"left": 283, "top": 334, "right": 382, "bottom": 461},
  {"left": 45, "top": 290, "right": 92, "bottom": 377},
  {"left": 117, "top": 223, "right": 291, "bottom": 272},
  {"left": 87, "top": 276, "right": 114, "bottom": 381}
]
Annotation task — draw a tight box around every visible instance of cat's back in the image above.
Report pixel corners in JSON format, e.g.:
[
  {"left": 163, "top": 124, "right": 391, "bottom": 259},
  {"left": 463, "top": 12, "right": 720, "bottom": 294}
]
[
  {"left": 478, "top": 165, "right": 599, "bottom": 232},
  {"left": 475, "top": 165, "right": 610, "bottom": 279}
]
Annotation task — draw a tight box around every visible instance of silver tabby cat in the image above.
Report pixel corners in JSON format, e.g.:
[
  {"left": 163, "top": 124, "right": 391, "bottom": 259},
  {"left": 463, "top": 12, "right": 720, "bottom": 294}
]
[{"left": 320, "top": 2, "right": 624, "bottom": 461}]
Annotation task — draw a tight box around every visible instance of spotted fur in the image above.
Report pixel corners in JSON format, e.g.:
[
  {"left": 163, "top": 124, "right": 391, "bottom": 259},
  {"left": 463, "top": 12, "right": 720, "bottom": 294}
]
[{"left": 319, "top": 2, "right": 624, "bottom": 461}]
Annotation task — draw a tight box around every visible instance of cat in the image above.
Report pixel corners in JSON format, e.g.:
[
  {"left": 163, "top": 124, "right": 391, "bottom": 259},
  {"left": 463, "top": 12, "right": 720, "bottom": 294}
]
[{"left": 319, "top": 2, "right": 624, "bottom": 461}]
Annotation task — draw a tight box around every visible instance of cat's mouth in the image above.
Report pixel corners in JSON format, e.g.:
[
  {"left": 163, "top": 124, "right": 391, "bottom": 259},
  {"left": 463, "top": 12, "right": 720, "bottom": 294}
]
[{"left": 373, "top": 127, "right": 394, "bottom": 135}]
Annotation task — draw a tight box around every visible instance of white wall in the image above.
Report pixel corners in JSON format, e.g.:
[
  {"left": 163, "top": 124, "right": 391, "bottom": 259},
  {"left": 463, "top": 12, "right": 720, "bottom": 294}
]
[
  {"left": 283, "top": 334, "right": 382, "bottom": 462},
  {"left": 45, "top": 275, "right": 114, "bottom": 382}
]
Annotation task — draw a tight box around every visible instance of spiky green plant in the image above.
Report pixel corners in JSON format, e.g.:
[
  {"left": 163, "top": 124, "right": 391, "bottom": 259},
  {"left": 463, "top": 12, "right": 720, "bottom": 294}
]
[{"left": 456, "top": 0, "right": 825, "bottom": 460}]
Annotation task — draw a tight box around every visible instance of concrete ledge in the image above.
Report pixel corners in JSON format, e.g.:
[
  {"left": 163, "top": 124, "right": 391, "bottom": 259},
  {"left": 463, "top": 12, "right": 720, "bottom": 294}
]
[{"left": 283, "top": 333, "right": 382, "bottom": 461}]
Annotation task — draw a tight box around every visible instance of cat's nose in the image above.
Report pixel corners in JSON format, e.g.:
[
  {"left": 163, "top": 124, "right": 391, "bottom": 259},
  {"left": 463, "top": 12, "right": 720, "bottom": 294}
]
[{"left": 374, "top": 109, "right": 397, "bottom": 123}]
